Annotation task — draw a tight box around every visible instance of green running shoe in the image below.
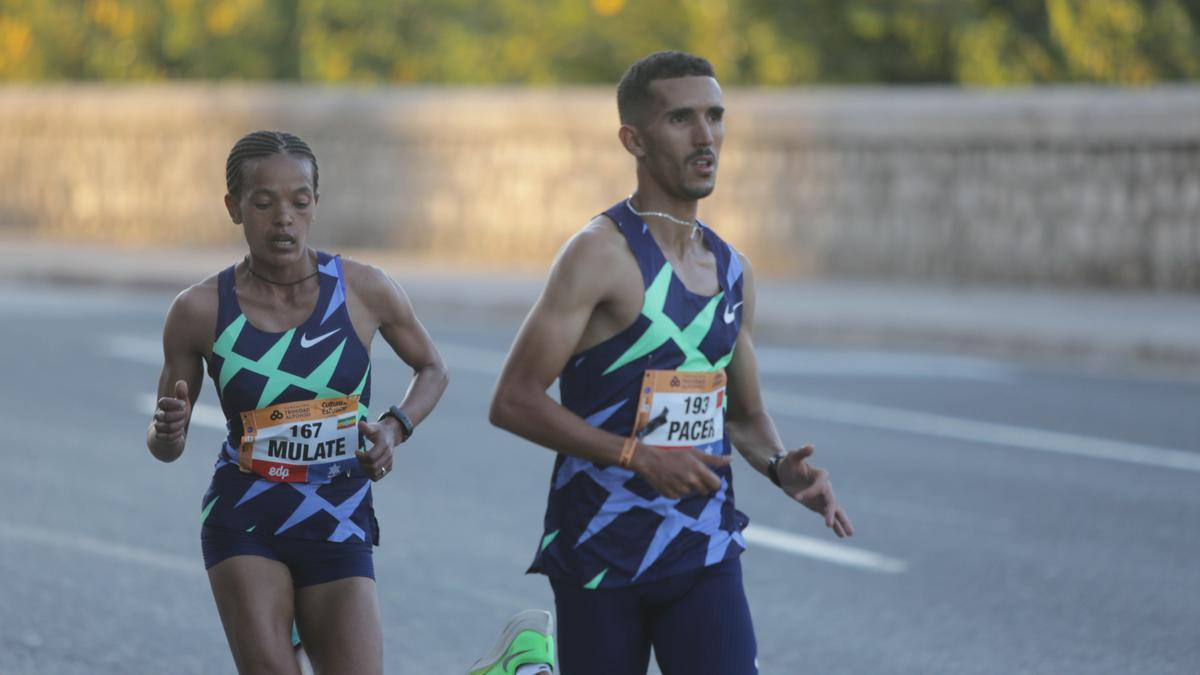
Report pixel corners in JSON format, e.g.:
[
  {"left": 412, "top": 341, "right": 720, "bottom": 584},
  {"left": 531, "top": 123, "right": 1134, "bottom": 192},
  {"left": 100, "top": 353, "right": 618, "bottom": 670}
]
[{"left": 467, "top": 609, "right": 555, "bottom": 675}]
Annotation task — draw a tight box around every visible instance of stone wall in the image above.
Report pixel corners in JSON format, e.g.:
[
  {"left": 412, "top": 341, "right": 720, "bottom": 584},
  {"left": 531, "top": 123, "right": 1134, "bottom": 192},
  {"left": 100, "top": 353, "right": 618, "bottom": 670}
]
[{"left": 1, "top": 84, "right": 1198, "bottom": 288}]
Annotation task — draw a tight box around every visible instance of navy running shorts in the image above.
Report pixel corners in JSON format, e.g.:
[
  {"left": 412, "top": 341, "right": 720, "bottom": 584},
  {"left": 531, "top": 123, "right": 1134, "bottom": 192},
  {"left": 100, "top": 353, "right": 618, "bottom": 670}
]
[
  {"left": 550, "top": 557, "right": 757, "bottom": 675},
  {"left": 201, "top": 524, "right": 374, "bottom": 588}
]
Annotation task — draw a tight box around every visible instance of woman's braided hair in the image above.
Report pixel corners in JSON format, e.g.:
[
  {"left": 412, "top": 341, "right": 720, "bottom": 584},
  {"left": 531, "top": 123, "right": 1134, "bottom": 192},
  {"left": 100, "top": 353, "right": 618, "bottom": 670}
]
[{"left": 225, "top": 130, "right": 319, "bottom": 199}]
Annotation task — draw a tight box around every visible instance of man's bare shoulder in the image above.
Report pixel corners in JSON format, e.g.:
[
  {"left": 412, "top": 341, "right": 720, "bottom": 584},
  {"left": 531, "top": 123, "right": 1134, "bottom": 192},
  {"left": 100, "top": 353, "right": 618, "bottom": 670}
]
[
  {"left": 578, "top": 213, "right": 626, "bottom": 247},
  {"left": 555, "top": 214, "right": 632, "bottom": 279}
]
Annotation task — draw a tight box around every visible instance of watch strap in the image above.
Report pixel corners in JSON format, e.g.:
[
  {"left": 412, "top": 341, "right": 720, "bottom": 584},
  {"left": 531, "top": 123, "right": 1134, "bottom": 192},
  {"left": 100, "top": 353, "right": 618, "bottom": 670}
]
[
  {"left": 378, "top": 405, "right": 414, "bottom": 441},
  {"left": 766, "top": 450, "right": 788, "bottom": 487}
]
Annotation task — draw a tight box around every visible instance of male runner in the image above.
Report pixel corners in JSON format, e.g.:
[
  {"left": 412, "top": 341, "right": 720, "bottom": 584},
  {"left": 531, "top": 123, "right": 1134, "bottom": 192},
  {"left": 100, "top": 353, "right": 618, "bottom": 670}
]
[{"left": 489, "top": 51, "right": 853, "bottom": 674}]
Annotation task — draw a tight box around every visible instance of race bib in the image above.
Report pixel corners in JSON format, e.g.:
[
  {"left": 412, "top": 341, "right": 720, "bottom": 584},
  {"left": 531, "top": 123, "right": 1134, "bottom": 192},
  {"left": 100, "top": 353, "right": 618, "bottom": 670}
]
[
  {"left": 632, "top": 370, "right": 725, "bottom": 449},
  {"left": 238, "top": 395, "right": 361, "bottom": 483}
]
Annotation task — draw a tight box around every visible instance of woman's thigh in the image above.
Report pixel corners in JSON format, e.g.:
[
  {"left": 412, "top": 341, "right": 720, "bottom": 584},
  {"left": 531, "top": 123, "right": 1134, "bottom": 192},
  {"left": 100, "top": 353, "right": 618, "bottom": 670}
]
[
  {"left": 294, "top": 576, "right": 383, "bottom": 675},
  {"left": 207, "top": 554, "right": 301, "bottom": 675}
]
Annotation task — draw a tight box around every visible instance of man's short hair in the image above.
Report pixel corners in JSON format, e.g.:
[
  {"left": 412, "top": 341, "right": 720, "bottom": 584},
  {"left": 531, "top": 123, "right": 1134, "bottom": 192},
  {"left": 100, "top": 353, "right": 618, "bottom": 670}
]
[{"left": 617, "top": 51, "right": 716, "bottom": 126}]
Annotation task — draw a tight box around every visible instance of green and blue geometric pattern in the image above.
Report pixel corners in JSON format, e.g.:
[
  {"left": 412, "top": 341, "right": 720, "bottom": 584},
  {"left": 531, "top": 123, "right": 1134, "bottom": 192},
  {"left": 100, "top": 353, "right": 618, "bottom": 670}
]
[{"left": 533, "top": 201, "right": 749, "bottom": 588}]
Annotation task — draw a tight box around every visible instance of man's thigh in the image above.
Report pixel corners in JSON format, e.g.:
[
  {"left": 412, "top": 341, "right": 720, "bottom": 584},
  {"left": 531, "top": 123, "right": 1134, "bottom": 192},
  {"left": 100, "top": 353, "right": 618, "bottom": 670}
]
[
  {"left": 551, "top": 576, "right": 653, "bottom": 675},
  {"left": 650, "top": 558, "right": 758, "bottom": 675}
]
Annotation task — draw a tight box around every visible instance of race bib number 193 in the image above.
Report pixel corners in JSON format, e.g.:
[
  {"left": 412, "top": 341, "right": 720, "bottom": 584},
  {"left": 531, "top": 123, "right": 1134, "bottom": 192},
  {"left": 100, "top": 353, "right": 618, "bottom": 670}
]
[
  {"left": 632, "top": 370, "right": 725, "bottom": 449},
  {"left": 238, "top": 395, "right": 361, "bottom": 483}
]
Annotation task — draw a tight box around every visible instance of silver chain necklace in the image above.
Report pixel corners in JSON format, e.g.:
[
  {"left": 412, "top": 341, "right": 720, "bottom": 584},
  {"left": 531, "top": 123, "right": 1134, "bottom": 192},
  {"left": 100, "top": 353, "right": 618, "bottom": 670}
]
[{"left": 625, "top": 195, "right": 700, "bottom": 240}]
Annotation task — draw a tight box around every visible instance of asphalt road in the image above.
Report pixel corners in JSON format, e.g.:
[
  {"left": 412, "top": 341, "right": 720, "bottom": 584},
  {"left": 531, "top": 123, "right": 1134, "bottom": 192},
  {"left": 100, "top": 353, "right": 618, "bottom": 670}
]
[{"left": 1, "top": 283, "right": 1197, "bottom": 674}]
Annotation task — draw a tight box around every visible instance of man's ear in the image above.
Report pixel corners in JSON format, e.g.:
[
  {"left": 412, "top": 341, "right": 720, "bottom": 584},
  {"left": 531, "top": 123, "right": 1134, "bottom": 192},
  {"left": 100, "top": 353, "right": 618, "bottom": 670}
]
[
  {"left": 224, "top": 193, "right": 242, "bottom": 225},
  {"left": 618, "top": 124, "right": 647, "bottom": 159}
]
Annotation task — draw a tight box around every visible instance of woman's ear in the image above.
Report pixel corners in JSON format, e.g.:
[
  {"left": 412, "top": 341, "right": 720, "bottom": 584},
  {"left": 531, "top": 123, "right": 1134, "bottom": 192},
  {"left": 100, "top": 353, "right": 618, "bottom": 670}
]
[{"left": 224, "top": 193, "right": 242, "bottom": 225}]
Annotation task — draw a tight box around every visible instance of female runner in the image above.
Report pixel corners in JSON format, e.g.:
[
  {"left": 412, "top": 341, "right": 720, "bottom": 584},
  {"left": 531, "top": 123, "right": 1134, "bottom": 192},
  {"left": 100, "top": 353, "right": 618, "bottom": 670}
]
[{"left": 147, "top": 130, "right": 448, "bottom": 674}]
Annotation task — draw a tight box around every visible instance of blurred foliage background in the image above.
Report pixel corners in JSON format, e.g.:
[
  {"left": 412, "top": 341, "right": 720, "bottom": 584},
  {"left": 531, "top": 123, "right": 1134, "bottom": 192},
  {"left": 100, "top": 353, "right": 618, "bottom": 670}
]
[{"left": 1, "top": 0, "right": 1198, "bottom": 85}]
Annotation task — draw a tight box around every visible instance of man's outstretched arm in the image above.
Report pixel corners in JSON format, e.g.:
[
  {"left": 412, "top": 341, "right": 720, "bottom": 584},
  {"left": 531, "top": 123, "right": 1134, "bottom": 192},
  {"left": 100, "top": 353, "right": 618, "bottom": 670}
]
[{"left": 724, "top": 254, "right": 854, "bottom": 537}]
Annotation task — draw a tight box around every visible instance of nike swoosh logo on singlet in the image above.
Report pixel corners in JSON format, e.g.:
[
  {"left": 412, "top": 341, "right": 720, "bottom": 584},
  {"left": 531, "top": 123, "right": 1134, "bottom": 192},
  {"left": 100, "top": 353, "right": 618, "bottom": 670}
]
[
  {"left": 502, "top": 648, "right": 532, "bottom": 670},
  {"left": 723, "top": 301, "right": 743, "bottom": 324},
  {"left": 299, "top": 329, "right": 339, "bottom": 348}
]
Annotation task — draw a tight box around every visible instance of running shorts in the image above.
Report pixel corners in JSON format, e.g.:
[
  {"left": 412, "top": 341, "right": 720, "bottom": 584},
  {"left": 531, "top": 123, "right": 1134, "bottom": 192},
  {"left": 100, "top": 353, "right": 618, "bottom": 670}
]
[
  {"left": 550, "top": 557, "right": 757, "bottom": 675},
  {"left": 201, "top": 524, "right": 374, "bottom": 588}
]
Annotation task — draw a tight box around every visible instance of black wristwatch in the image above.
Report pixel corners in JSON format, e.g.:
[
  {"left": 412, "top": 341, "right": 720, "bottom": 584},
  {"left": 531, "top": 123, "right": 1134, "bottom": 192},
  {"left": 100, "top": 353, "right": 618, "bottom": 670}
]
[
  {"left": 377, "top": 405, "right": 414, "bottom": 442},
  {"left": 765, "top": 450, "right": 789, "bottom": 487}
]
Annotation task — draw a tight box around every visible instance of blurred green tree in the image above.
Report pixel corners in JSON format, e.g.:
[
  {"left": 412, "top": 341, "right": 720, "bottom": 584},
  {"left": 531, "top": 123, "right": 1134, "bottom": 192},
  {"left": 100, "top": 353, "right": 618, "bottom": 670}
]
[{"left": 1, "top": 0, "right": 1196, "bottom": 84}]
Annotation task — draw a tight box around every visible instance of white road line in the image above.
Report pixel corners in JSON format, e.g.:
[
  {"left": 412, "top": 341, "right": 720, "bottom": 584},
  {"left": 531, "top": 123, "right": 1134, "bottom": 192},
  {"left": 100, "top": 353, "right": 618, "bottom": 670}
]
[
  {"left": 764, "top": 389, "right": 1200, "bottom": 473},
  {"left": 0, "top": 520, "right": 200, "bottom": 576},
  {"left": 0, "top": 286, "right": 168, "bottom": 316},
  {"left": 102, "top": 335, "right": 510, "bottom": 376},
  {"left": 108, "top": 336, "right": 1200, "bottom": 473},
  {"left": 743, "top": 524, "right": 907, "bottom": 574},
  {"left": 105, "top": 335, "right": 1016, "bottom": 382},
  {"left": 102, "top": 334, "right": 161, "bottom": 365},
  {"left": 438, "top": 342, "right": 1019, "bottom": 382},
  {"left": 136, "top": 394, "right": 227, "bottom": 430},
  {"left": 105, "top": 334, "right": 1018, "bottom": 384},
  {"left": 753, "top": 347, "right": 1019, "bottom": 383},
  {"left": 437, "top": 343, "right": 507, "bottom": 375}
]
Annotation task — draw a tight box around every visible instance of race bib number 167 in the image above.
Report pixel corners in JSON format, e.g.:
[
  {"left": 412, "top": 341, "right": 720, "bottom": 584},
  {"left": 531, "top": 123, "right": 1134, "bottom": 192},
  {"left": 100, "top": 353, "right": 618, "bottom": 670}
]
[{"left": 238, "top": 395, "right": 361, "bottom": 483}]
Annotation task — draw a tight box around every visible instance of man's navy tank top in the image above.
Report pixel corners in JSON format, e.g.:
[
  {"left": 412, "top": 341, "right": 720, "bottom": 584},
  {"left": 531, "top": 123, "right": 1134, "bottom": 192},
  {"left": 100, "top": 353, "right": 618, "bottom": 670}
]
[
  {"left": 530, "top": 200, "right": 749, "bottom": 589},
  {"left": 199, "top": 251, "right": 377, "bottom": 544}
]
